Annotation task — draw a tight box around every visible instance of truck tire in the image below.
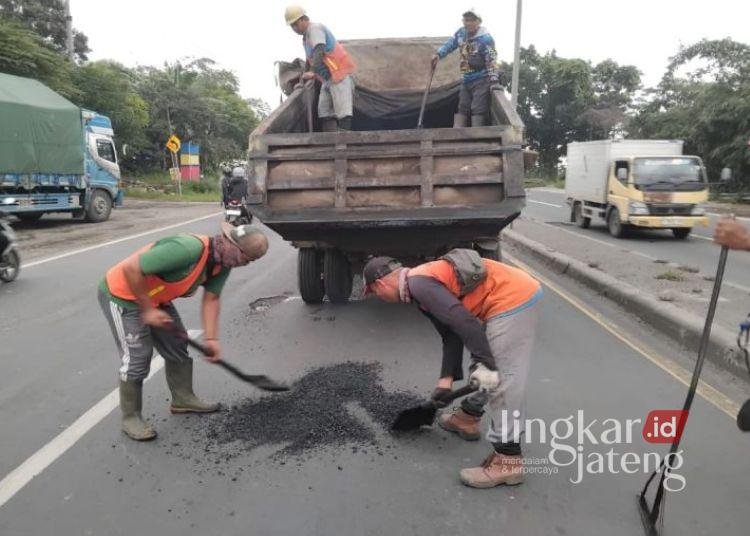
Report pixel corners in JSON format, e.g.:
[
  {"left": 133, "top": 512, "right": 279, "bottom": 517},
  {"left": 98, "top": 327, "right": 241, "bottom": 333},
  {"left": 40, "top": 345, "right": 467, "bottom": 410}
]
[
  {"left": 672, "top": 228, "right": 691, "bottom": 240},
  {"left": 475, "top": 242, "right": 501, "bottom": 261},
  {"left": 16, "top": 212, "right": 43, "bottom": 222},
  {"left": 298, "top": 248, "right": 325, "bottom": 304},
  {"left": 607, "top": 208, "right": 628, "bottom": 238},
  {"left": 85, "top": 190, "right": 112, "bottom": 223},
  {"left": 0, "top": 249, "right": 20, "bottom": 282},
  {"left": 573, "top": 202, "right": 591, "bottom": 229},
  {"left": 324, "top": 249, "right": 353, "bottom": 304}
]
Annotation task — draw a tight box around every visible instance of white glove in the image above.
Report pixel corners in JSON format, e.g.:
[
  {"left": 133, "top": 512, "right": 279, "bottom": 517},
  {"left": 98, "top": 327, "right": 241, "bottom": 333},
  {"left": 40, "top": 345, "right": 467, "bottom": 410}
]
[{"left": 470, "top": 363, "right": 501, "bottom": 393}]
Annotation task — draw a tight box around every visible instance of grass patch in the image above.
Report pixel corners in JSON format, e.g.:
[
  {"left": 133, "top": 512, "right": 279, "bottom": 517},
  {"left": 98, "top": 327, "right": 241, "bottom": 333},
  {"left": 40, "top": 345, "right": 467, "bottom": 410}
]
[
  {"left": 123, "top": 171, "right": 221, "bottom": 203},
  {"left": 655, "top": 270, "right": 685, "bottom": 282}
]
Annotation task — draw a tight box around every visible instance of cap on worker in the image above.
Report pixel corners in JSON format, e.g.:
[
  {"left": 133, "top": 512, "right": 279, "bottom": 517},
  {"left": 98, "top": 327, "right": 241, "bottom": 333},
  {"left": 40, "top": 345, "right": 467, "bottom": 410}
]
[
  {"left": 221, "top": 222, "right": 268, "bottom": 260},
  {"left": 363, "top": 256, "right": 402, "bottom": 293},
  {"left": 462, "top": 8, "right": 482, "bottom": 21},
  {"left": 285, "top": 5, "right": 306, "bottom": 25}
]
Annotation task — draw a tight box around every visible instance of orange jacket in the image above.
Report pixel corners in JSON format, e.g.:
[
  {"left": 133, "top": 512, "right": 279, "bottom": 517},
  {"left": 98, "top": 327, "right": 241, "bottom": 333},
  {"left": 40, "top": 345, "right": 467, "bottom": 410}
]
[
  {"left": 105, "top": 236, "right": 211, "bottom": 307},
  {"left": 408, "top": 258, "right": 540, "bottom": 321}
]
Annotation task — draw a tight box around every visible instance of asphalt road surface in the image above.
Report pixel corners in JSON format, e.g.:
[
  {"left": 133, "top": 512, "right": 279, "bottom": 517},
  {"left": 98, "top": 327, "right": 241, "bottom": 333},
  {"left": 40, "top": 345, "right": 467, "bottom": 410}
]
[
  {"left": 1, "top": 213, "right": 749, "bottom": 535},
  {"left": 524, "top": 188, "right": 750, "bottom": 294}
]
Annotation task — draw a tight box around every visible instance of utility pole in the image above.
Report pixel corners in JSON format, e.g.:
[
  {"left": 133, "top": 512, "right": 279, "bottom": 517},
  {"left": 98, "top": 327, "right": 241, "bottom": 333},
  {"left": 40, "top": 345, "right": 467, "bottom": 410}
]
[
  {"left": 64, "top": 0, "right": 74, "bottom": 61},
  {"left": 511, "top": 0, "right": 522, "bottom": 110}
]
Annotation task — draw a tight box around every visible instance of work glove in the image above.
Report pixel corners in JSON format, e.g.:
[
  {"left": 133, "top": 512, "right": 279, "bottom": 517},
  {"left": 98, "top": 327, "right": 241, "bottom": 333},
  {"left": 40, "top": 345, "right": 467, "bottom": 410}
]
[
  {"left": 490, "top": 82, "right": 504, "bottom": 92},
  {"left": 431, "top": 54, "right": 439, "bottom": 70},
  {"left": 469, "top": 363, "right": 501, "bottom": 393},
  {"left": 430, "top": 387, "right": 452, "bottom": 408}
]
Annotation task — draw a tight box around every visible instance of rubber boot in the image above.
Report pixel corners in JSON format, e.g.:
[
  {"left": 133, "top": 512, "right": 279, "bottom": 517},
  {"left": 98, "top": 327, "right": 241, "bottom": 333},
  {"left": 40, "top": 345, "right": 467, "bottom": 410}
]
[
  {"left": 459, "top": 451, "right": 525, "bottom": 488},
  {"left": 471, "top": 114, "right": 487, "bottom": 127},
  {"left": 119, "top": 379, "right": 157, "bottom": 441},
  {"left": 165, "top": 359, "right": 219, "bottom": 414},
  {"left": 337, "top": 116, "right": 352, "bottom": 130},
  {"left": 321, "top": 118, "right": 338, "bottom": 132},
  {"left": 453, "top": 113, "right": 468, "bottom": 127},
  {"left": 438, "top": 408, "right": 481, "bottom": 441}
]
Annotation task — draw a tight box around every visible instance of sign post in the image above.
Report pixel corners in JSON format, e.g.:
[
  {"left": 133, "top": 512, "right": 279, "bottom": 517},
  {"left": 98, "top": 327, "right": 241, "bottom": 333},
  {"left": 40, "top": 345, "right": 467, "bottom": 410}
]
[{"left": 166, "top": 135, "right": 182, "bottom": 196}]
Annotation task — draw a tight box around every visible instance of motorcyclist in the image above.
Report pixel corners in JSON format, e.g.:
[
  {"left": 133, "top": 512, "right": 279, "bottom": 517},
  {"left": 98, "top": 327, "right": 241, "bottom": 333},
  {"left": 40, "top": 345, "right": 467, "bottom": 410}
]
[{"left": 219, "top": 164, "right": 233, "bottom": 206}]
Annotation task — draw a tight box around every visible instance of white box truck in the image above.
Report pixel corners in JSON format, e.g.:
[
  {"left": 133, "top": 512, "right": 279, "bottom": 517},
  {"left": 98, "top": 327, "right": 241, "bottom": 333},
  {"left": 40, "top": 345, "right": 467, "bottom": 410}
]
[{"left": 564, "top": 140, "right": 709, "bottom": 238}]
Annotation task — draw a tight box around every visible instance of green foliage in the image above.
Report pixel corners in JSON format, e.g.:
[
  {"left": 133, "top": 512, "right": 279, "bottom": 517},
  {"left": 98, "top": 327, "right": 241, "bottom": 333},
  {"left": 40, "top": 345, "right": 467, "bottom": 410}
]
[
  {"left": 133, "top": 59, "right": 260, "bottom": 172},
  {"left": 509, "top": 46, "right": 641, "bottom": 175},
  {"left": 631, "top": 39, "right": 750, "bottom": 188},
  {"left": 72, "top": 61, "right": 149, "bottom": 171},
  {"left": 0, "top": 0, "right": 90, "bottom": 61},
  {"left": 0, "top": 17, "right": 77, "bottom": 98}
]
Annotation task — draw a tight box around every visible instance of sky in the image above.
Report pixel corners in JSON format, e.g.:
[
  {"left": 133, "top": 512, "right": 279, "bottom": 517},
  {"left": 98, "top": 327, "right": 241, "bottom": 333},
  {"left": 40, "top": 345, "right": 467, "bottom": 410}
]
[{"left": 71, "top": 0, "right": 748, "bottom": 107}]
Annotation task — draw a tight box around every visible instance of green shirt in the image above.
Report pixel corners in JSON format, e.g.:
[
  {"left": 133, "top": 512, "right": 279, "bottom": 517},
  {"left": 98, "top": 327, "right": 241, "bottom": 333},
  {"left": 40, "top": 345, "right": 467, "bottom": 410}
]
[{"left": 99, "top": 235, "right": 231, "bottom": 309}]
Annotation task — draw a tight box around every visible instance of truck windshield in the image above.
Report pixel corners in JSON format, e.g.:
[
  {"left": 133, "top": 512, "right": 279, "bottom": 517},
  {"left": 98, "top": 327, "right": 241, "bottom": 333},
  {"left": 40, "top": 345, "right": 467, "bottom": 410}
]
[
  {"left": 632, "top": 157, "right": 705, "bottom": 190},
  {"left": 96, "top": 139, "right": 117, "bottom": 164}
]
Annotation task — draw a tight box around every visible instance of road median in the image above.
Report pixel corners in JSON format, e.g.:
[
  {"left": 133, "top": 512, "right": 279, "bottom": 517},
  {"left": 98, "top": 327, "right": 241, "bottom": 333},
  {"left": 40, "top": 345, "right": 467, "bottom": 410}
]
[{"left": 504, "top": 228, "right": 745, "bottom": 376}]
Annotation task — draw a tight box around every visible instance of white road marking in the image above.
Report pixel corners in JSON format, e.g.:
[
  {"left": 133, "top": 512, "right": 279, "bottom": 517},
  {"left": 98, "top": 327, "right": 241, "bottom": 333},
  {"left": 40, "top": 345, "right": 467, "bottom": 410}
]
[
  {"left": 521, "top": 216, "right": 656, "bottom": 261},
  {"left": 0, "top": 329, "right": 202, "bottom": 509},
  {"left": 520, "top": 216, "right": 750, "bottom": 293},
  {"left": 527, "top": 199, "right": 563, "bottom": 208},
  {"left": 22, "top": 212, "right": 222, "bottom": 269}
]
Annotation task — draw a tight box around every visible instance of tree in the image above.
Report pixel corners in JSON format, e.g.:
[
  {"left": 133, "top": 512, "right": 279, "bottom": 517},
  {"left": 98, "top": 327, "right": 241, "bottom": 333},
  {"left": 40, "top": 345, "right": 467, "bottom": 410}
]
[
  {"left": 134, "top": 59, "right": 260, "bottom": 172},
  {"left": 0, "top": 0, "right": 90, "bottom": 61},
  {"left": 0, "top": 17, "right": 76, "bottom": 98},
  {"left": 72, "top": 61, "right": 150, "bottom": 171},
  {"left": 631, "top": 39, "right": 750, "bottom": 186},
  {"left": 510, "top": 46, "right": 640, "bottom": 176}
]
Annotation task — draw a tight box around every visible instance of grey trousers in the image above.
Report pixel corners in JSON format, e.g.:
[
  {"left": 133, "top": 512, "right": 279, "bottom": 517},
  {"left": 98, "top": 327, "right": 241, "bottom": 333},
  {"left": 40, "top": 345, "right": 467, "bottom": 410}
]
[
  {"left": 458, "top": 77, "right": 491, "bottom": 116},
  {"left": 98, "top": 288, "right": 190, "bottom": 382},
  {"left": 318, "top": 74, "right": 354, "bottom": 119},
  {"left": 461, "top": 302, "right": 539, "bottom": 444}
]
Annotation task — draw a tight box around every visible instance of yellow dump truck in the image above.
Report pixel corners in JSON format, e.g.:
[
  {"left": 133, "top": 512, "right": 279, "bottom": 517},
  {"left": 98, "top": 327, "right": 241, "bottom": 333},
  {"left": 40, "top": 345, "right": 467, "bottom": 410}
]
[{"left": 565, "top": 140, "right": 709, "bottom": 239}]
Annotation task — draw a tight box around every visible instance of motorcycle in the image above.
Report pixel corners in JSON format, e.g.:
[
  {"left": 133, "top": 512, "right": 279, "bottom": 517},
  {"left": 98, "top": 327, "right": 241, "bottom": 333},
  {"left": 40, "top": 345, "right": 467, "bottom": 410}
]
[
  {"left": 222, "top": 166, "right": 252, "bottom": 226},
  {"left": 0, "top": 199, "right": 20, "bottom": 282}
]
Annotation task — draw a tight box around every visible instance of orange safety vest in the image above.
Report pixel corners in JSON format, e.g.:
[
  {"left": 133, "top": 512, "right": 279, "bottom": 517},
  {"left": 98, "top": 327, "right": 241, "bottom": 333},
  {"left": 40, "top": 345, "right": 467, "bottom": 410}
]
[
  {"left": 322, "top": 42, "right": 355, "bottom": 83},
  {"left": 105, "top": 235, "right": 214, "bottom": 307},
  {"left": 408, "top": 259, "right": 541, "bottom": 321}
]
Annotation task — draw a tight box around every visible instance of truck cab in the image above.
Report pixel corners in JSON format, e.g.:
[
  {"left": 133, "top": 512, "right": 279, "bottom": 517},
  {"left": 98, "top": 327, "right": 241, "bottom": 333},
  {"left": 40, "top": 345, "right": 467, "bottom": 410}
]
[
  {"left": 82, "top": 110, "right": 123, "bottom": 220},
  {"left": 566, "top": 140, "right": 709, "bottom": 239}
]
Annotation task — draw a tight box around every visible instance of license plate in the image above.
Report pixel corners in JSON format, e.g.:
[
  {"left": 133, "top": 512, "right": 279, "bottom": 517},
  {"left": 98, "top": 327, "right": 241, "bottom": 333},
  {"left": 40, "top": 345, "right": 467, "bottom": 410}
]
[
  {"left": 226, "top": 209, "right": 241, "bottom": 216},
  {"left": 660, "top": 217, "right": 681, "bottom": 226}
]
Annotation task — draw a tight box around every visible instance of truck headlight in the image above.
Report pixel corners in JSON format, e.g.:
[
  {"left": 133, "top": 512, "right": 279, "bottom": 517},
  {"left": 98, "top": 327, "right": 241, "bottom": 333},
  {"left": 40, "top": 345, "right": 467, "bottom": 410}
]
[
  {"left": 629, "top": 201, "right": 649, "bottom": 215},
  {"left": 691, "top": 205, "right": 706, "bottom": 216}
]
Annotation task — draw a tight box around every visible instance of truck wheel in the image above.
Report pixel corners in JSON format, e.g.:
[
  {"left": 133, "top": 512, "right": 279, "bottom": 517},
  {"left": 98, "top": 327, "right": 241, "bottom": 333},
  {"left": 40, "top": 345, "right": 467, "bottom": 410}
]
[
  {"left": 85, "top": 190, "right": 112, "bottom": 223},
  {"left": 475, "top": 242, "right": 501, "bottom": 261},
  {"left": 672, "top": 228, "right": 691, "bottom": 240},
  {"left": 0, "top": 249, "right": 20, "bottom": 282},
  {"left": 324, "top": 249, "right": 353, "bottom": 304},
  {"left": 573, "top": 203, "right": 591, "bottom": 229},
  {"left": 607, "top": 208, "right": 628, "bottom": 238},
  {"left": 298, "top": 248, "right": 325, "bottom": 304},
  {"left": 16, "top": 212, "right": 43, "bottom": 222}
]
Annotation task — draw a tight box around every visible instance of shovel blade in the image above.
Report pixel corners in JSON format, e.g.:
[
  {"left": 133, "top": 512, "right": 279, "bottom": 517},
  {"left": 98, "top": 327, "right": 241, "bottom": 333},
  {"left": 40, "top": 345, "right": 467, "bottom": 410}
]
[
  {"left": 391, "top": 404, "right": 438, "bottom": 431},
  {"left": 246, "top": 375, "right": 290, "bottom": 392}
]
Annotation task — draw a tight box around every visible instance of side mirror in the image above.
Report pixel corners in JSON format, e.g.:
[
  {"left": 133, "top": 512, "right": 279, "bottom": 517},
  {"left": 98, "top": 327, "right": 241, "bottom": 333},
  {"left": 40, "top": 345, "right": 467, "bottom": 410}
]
[
  {"left": 616, "top": 167, "right": 628, "bottom": 181},
  {"left": 720, "top": 168, "right": 732, "bottom": 182}
]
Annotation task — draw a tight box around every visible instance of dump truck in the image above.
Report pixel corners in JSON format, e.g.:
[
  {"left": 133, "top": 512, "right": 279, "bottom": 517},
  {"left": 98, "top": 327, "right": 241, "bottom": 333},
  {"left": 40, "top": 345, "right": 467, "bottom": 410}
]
[
  {"left": 0, "top": 73, "right": 122, "bottom": 222},
  {"left": 246, "top": 38, "right": 527, "bottom": 303},
  {"left": 565, "top": 139, "right": 709, "bottom": 239}
]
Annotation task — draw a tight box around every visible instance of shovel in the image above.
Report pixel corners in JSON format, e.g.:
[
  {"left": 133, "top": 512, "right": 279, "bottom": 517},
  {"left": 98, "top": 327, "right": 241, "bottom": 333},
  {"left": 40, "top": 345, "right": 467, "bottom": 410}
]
[
  {"left": 174, "top": 329, "right": 289, "bottom": 392},
  {"left": 416, "top": 62, "right": 437, "bottom": 129},
  {"left": 392, "top": 382, "right": 478, "bottom": 431}
]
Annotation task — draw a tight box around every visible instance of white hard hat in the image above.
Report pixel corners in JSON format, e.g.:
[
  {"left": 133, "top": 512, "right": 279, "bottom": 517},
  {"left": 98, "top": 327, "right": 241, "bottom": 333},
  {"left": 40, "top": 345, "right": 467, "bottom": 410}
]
[
  {"left": 285, "top": 5, "right": 306, "bottom": 25},
  {"left": 462, "top": 8, "right": 482, "bottom": 21}
]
